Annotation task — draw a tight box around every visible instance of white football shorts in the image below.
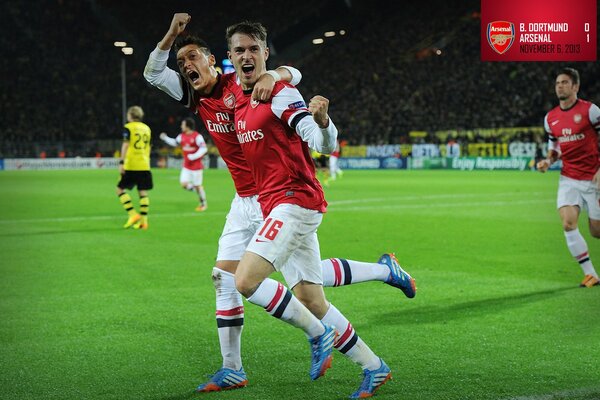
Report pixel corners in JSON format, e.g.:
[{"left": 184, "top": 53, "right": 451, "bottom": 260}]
[
  {"left": 245, "top": 203, "right": 324, "bottom": 288},
  {"left": 557, "top": 175, "right": 600, "bottom": 220},
  {"left": 216, "top": 194, "right": 263, "bottom": 261},
  {"left": 180, "top": 167, "right": 203, "bottom": 186}
]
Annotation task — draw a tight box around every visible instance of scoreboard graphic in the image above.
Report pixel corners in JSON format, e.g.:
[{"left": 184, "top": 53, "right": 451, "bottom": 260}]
[{"left": 481, "top": 0, "right": 597, "bottom": 61}]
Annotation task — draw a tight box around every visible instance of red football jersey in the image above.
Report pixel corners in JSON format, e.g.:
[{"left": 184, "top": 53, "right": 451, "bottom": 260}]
[
  {"left": 234, "top": 82, "right": 327, "bottom": 217},
  {"left": 183, "top": 73, "right": 257, "bottom": 197},
  {"left": 177, "top": 131, "right": 205, "bottom": 170},
  {"left": 544, "top": 99, "right": 600, "bottom": 180}
]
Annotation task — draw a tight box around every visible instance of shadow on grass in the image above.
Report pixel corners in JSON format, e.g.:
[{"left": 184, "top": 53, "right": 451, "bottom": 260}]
[{"left": 379, "top": 285, "right": 579, "bottom": 325}]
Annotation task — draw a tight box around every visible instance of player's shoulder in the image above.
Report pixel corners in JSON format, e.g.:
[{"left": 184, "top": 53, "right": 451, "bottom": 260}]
[{"left": 273, "top": 81, "right": 296, "bottom": 94}]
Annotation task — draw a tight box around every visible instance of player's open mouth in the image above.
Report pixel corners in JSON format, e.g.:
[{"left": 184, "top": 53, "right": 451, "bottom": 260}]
[
  {"left": 241, "top": 64, "right": 254, "bottom": 77},
  {"left": 188, "top": 70, "right": 200, "bottom": 84}
]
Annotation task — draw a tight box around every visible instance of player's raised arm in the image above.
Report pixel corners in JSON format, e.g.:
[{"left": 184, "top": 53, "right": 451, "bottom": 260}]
[
  {"left": 252, "top": 66, "right": 302, "bottom": 101},
  {"left": 160, "top": 132, "right": 178, "bottom": 147},
  {"left": 143, "top": 13, "right": 191, "bottom": 101}
]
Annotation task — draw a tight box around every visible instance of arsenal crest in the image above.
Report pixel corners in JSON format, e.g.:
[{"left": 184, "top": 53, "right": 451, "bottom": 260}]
[
  {"left": 251, "top": 99, "right": 260, "bottom": 109},
  {"left": 573, "top": 113, "right": 582, "bottom": 123},
  {"left": 487, "top": 21, "right": 515, "bottom": 55},
  {"left": 223, "top": 92, "right": 235, "bottom": 109}
]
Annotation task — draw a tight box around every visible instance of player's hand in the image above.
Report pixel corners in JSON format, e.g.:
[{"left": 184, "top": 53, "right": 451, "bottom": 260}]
[
  {"left": 252, "top": 73, "right": 276, "bottom": 102},
  {"left": 309, "top": 95, "right": 330, "bottom": 128},
  {"left": 168, "top": 13, "right": 191, "bottom": 37},
  {"left": 160, "top": 132, "right": 168, "bottom": 141},
  {"left": 536, "top": 159, "right": 550, "bottom": 173}
]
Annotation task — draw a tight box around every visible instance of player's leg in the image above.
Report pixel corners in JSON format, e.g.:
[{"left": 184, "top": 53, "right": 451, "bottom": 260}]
[
  {"left": 321, "top": 255, "right": 416, "bottom": 298},
  {"left": 194, "top": 169, "right": 207, "bottom": 211},
  {"left": 116, "top": 173, "right": 140, "bottom": 228},
  {"left": 133, "top": 172, "right": 152, "bottom": 230},
  {"left": 557, "top": 177, "right": 598, "bottom": 286},
  {"left": 239, "top": 204, "right": 335, "bottom": 380},
  {"left": 286, "top": 237, "right": 391, "bottom": 398},
  {"left": 180, "top": 168, "right": 192, "bottom": 191},
  {"left": 196, "top": 195, "right": 261, "bottom": 392},
  {"left": 329, "top": 156, "right": 337, "bottom": 180},
  {"left": 560, "top": 206, "right": 598, "bottom": 285}
]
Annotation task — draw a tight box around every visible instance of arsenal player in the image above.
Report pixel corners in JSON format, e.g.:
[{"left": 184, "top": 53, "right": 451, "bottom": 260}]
[
  {"left": 537, "top": 68, "right": 600, "bottom": 288},
  {"left": 227, "top": 21, "right": 413, "bottom": 398},
  {"left": 144, "top": 14, "right": 415, "bottom": 395},
  {"left": 160, "top": 117, "right": 208, "bottom": 211}
]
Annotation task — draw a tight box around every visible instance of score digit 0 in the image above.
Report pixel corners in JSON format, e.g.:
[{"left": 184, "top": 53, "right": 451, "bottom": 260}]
[{"left": 585, "top": 23, "right": 589, "bottom": 42}]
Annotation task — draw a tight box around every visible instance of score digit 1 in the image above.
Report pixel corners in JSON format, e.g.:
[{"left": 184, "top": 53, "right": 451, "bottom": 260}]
[{"left": 585, "top": 23, "right": 589, "bottom": 42}]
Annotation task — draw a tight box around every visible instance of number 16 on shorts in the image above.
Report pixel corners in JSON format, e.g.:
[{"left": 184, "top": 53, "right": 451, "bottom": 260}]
[{"left": 255, "top": 218, "right": 283, "bottom": 242}]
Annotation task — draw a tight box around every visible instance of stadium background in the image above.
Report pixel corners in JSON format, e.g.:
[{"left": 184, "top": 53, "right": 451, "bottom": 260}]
[{"left": 1, "top": 1, "right": 600, "bottom": 400}]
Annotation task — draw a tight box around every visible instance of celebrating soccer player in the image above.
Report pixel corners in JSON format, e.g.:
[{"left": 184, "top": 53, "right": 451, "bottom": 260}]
[
  {"left": 537, "top": 68, "right": 600, "bottom": 288},
  {"left": 160, "top": 118, "right": 208, "bottom": 211},
  {"left": 144, "top": 13, "right": 415, "bottom": 396},
  {"left": 116, "top": 106, "right": 152, "bottom": 230},
  {"left": 227, "top": 21, "right": 406, "bottom": 398}
]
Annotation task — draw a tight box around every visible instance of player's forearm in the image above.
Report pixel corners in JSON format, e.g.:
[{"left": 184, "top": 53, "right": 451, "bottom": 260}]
[
  {"left": 158, "top": 31, "right": 178, "bottom": 51},
  {"left": 187, "top": 147, "right": 207, "bottom": 160},
  {"left": 120, "top": 143, "right": 129, "bottom": 163},
  {"left": 295, "top": 115, "right": 338, "bottom": 154},
  {"left": 275, "top": 66, "right": 302, "bottom": 86},
  {"left": 161, "top": 136, "right": 178, "bottom": 147},
  {"left": 547, "top": 149, "right": 560, "bottom": 164},
  {"left": 144, "top": 47, "right": 184, "bottom": 101}
]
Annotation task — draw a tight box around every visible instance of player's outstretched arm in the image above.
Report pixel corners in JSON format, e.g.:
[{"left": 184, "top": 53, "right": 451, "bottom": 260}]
[
  {"left": 144, "top": 13, "right": 191, "bottom": 101},
  {"left": 160, "top": 132, "right": 178, "bottom": 147},
  {"left": 252, "top": 66, "right": 302, "bottom": 101}
]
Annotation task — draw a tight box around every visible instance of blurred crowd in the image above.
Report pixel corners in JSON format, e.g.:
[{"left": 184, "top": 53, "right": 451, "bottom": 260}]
[{"left": 1, "top": 0, "right": 598, "bottom": 157}]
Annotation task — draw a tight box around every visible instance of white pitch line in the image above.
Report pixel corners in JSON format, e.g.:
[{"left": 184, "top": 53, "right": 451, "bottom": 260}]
[
  {"left": 0, "top": 192, "right": 551, "bottom": 225},
  {"left": 327, "top": 191, "right": 547, "bottom": 206},
  {"left": 329, "top": 199, "right": 551, "bottom": 211},
  {"left": 0, "top": 211, "right": 225, "bottom": 225}
]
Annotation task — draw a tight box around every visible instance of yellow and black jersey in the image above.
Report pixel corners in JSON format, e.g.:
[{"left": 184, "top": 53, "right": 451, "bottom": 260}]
[{"left": 123, "top": 121, "right": 151, "bottom": 171}]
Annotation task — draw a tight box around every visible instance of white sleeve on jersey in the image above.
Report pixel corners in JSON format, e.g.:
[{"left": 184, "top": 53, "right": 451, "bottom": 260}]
[
  {"left": 144, "top": 47, "right": 184, "bottom": 101},
  {"left": 543, "top": 114, "right": 551, "bottom": 133},
  {"left": 281, "top": 66, "right": 302, "bottom": 86},
  {"left": 295, "top": 116, "right": 338, "bottom": 154},
  {"left": 161, "top": 134, "right": 179, "bottom": 147},
  {"left": 589, "top": 103, "right": 600, "bottom": 132},
  {"left": 271, "top": 86, "right": 338, "bottom": 153},
  {"left": 188, "top": 135, "right": 208, "bottom": 160}
]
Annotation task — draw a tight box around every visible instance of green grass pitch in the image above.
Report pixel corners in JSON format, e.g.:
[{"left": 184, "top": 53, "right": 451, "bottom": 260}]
[{"left": 1, "top": 168, "right": 599, "bottom": 400}]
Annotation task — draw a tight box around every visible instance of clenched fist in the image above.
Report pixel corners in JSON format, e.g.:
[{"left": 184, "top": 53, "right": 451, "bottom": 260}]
[
  {"left": 309, "top": 95, "right": 330, "bottom": 128},
  {"left": 168, "top": 13, "right": 191, "bottom": 37}
]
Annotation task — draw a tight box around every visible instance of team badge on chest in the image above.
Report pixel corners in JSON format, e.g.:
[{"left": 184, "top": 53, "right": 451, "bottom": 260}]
[
  {"left": 223, "top": 92, "right": 235, "bottom": 109},
  {"left": 573, "top": 113, "right": 582, "bottom": 124}
]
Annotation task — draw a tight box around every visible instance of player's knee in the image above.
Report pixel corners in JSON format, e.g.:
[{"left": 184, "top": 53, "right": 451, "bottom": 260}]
[
  {"left": 115, "top": 187, "right": 123, "bottom": 196},
  {"left": 589, "top": 224, "right": 600, "bottom": 238},
  {"left": 562, "top": 221, "right": 578, "bottom": 231},
  {"left": 234, "top": 275, "right": 257, "bottom": 298}
]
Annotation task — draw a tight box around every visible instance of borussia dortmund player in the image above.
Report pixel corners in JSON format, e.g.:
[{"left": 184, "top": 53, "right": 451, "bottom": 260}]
[{"left": 116, "top": 106, "right": 153, "bottom": 230}]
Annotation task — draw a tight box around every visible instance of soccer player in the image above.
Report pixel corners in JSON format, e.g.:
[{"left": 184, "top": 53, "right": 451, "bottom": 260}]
[
  {"left": 537, "top": 67, "right": 600, "bottom": 288},
  {"left": 116, "top": 105, "right": 152, "bottom": 230},
  {"left": 160, "top": 117, "right": 208, "bottom": 211},
  {"left": 144, "top": 13, "right": 415, "bottom": 395},
  {"left": 227, "top": 21, "right": 403, "bottom": 398}
]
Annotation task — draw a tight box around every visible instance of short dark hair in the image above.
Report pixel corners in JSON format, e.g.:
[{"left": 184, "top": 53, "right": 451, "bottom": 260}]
[
  {"left": 557, "top": 67, "right": 579, "bottom": 85},
  {"left": 225, "top": 21, "right": 267, "bottom": 49},
  {"left": 183, "top": 117, "right": 195, "bottom": 131},
  {"left": 174, "top": 35, "right": 212, "bottom": 56}
]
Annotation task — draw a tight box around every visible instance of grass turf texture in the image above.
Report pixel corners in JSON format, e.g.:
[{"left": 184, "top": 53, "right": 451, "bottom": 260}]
[{"left": 0, "top": 169, "right": 599, "bottom": 400}]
